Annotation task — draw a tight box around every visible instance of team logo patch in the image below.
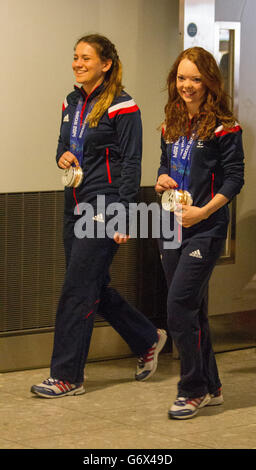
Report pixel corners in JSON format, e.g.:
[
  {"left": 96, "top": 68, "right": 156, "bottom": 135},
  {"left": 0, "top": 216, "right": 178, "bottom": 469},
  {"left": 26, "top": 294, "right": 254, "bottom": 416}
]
[{"left": 196, "top": 141, "right": 204, "bottom": 148}]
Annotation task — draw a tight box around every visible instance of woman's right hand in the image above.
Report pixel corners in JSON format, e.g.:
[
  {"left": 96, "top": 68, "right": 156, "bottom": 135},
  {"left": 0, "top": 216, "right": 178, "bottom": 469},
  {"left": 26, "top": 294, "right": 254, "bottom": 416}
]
[
  {"left": 58, "top": 151, "right": 80, "bottom": 169},
  {"left": 155, "top": 174, "right": 178, "bottom": 193}
]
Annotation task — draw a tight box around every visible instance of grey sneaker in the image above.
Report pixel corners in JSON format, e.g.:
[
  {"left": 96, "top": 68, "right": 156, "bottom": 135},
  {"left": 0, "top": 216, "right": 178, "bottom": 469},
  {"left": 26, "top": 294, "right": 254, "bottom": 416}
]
[{"left": 135, "top": 329, "right": 167, "bottom": 381}]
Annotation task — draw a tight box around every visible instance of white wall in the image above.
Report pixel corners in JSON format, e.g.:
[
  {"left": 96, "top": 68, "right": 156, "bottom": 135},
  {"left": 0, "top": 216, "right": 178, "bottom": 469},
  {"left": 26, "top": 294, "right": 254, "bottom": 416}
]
[
  {"left": 0, "top": 0, "right": 179, "bottom": 193},
  {"left": 208, "top": 0, "right": 256, "bottom": 315}
]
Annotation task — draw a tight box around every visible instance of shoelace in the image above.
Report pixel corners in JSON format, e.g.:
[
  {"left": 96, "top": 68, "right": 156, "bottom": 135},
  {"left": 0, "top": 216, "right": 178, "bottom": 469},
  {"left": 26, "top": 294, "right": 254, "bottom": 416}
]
[
  {"left": 43, "top": 378, "right": 57, "bottom": 385},
  {"left": 137, "top": 357, "right": 146, "bottom": 369},
  {"left": 174, "top": 397, "right": 187, "bottom": 406}
]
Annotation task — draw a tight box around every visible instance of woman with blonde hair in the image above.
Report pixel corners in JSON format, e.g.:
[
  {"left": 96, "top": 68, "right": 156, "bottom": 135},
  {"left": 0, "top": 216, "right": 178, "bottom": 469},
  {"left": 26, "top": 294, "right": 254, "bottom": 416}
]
[
  {"left": 156, "top": 47, "right": 244, "bottom": 419},
  {"left": 31, "top": 34, "right": 166, "bottom": 398}
]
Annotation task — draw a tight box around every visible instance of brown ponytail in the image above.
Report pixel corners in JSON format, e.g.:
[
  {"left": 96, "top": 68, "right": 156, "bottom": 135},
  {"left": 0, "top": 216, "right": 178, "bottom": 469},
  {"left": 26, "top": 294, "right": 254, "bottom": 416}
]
[{"left": 75, "top": 34, "right": 124, "bottom": 127}]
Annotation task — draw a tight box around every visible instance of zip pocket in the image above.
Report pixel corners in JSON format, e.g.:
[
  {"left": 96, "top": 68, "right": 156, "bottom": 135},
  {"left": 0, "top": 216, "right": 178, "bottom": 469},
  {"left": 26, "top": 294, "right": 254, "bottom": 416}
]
[
  {"left": 73, "top": 188, "right": 80, "bottom": 214},
  {"left": 106, "top": 148, "right": 112, "bottom": 184},
  {"left": 211, "top": 172, "right": 215, "bottom": 199}
]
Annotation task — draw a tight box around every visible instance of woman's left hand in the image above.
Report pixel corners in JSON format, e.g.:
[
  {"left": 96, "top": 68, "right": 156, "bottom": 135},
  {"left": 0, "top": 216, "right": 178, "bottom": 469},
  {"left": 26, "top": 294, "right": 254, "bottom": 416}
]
[
  {"left": 175, "top": 205, "right": 206, "bottom": 228},
  {"left": 113, "top": 233, "right": 130, "bottom": 244}
]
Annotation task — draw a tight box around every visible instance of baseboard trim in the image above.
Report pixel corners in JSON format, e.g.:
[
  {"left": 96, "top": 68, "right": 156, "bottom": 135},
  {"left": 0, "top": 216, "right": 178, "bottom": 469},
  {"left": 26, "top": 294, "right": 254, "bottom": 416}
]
[
  {"left": 210, "top": 309, "right": 256, "bottom": 353},
  {"left": 172, "top": 309, "right": 256, "bottom": 359},
  {"left": 1, "top": 310, "right": 255, "bottom": 372},
  {"left": 0, "top": 324, "right": 132, "bottom": 373}
]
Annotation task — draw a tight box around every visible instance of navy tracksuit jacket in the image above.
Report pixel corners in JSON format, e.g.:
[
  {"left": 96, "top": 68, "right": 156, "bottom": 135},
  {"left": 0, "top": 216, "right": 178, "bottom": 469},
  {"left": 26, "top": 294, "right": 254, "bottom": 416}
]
[
  {"left": 51, "top": 84, "right": 158, "bottom": 383},
  {"left": 57, "top": 83, "right": 142, "bottom": 230},
  {"left": 158, "top": 123, "right": 244, "bottom": 397}
]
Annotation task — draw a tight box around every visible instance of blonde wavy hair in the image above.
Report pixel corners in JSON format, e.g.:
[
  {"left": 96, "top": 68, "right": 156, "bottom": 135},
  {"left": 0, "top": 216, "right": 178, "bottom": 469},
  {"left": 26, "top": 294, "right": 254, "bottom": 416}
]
[
  {"left": 75, "top": 34, "right": 124, "bottom": 127},
  {"left": 164, "top": 47, "right": 237, "bottom": 142}
]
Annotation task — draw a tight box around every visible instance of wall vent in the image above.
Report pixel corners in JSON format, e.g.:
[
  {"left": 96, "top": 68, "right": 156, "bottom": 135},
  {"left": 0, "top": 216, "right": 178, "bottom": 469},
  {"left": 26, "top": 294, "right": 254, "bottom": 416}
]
[{"left": 0, "top": 189, "right": 167, "bottom": 336}]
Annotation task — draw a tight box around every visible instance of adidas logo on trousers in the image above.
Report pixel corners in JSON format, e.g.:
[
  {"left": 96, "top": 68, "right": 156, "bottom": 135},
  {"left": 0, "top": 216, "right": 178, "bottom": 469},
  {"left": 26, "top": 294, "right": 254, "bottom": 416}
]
[{"left": 189, "top": 249, "right": 203, "bottom": 259}]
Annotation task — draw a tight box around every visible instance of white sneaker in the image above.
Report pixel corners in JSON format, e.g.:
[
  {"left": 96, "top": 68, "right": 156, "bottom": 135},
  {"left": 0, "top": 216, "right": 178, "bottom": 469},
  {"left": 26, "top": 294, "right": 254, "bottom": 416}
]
[
  {"left": 168, "top": 394, "right": 211, "bottom": 420},
  {"left": 135, "top": 329, "right": 167, "bottom": 381},
  {"left": 31, "top": 377, "right": 85, "bottom": 398},
  {"left": 207, "top": 388, "right": 224, "bottom": 406}
]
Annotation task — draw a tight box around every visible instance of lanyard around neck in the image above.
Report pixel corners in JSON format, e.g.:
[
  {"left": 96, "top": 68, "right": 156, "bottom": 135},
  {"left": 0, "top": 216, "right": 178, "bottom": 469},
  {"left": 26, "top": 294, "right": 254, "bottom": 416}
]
[
  {"left": 70, "top": 97, "right": 93, "bottom": 167},
  {"left": 170, "top": 135, "right": 195, "bottom": 190}
]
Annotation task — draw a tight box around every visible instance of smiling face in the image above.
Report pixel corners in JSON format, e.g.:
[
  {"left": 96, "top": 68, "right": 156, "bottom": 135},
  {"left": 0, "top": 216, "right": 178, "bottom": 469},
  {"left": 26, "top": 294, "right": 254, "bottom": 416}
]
[
  {"left": 72, "top": 42, "right": 112, "bottom": 94},
  {"left": 176, "top": 58, "right": 206, "bottom": 116}
]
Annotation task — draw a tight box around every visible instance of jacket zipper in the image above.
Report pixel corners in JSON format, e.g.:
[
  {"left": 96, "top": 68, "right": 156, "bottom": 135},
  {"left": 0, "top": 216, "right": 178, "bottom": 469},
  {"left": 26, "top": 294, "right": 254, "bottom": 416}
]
[
  {"left": 72, "top": 85, "right": 101, "bottom": 211},
  {"left": 106, "top": 148, "right": 112, "bottom": 184}
]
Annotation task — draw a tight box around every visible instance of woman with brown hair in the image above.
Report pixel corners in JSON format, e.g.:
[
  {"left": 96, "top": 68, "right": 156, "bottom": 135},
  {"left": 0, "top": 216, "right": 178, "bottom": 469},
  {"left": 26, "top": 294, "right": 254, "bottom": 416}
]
[
  {"left": 31, "top": 34, "right": 166, "bottom": 398},
  {"left": 155, "top": 47, "right": 244, "bottom": 419}
]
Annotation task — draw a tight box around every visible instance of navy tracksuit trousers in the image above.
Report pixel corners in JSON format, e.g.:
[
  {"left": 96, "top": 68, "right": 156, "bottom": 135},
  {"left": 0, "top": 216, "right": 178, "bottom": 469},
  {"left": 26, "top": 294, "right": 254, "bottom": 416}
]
[
  {"left": 50, "top": 197, "right": 158, "bottom": 384},
  {"left": 158, "top": 235, "right": 224, "bottom": 398}
]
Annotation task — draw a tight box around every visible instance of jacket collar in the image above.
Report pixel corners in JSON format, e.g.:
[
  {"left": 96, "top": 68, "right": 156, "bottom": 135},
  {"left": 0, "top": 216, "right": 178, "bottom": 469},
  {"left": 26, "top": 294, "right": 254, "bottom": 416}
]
[{"left": 74, "top": 81, "right": 105, "bottom": 101}]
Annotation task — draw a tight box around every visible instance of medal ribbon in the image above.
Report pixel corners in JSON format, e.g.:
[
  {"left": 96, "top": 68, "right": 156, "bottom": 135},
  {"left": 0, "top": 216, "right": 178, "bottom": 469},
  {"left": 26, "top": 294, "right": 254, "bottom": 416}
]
[
  {"left": 70, "top": 98, "right": 93, "bottom": 167},
  {"left": 170, "top": 135, "right": 195, "bottom": 191}
]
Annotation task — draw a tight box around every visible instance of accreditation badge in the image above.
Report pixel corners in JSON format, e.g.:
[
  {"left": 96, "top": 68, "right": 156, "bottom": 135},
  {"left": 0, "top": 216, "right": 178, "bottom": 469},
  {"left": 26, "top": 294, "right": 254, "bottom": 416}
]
[
  {"left": 161, "top": 189, "right": 193, "bottom": 212},
  {"left": 62, "top": 165, "right": 84, "bottom": 188}
]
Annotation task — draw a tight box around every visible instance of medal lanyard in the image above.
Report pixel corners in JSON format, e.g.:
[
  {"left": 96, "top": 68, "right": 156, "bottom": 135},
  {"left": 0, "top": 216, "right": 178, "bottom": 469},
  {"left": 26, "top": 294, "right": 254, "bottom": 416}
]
[
  {"left": 70, "top": 98, "right": 93, "bottom": 167},
  {"left": 170, "top": 135, "right": 194, "bottom": 190}
]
